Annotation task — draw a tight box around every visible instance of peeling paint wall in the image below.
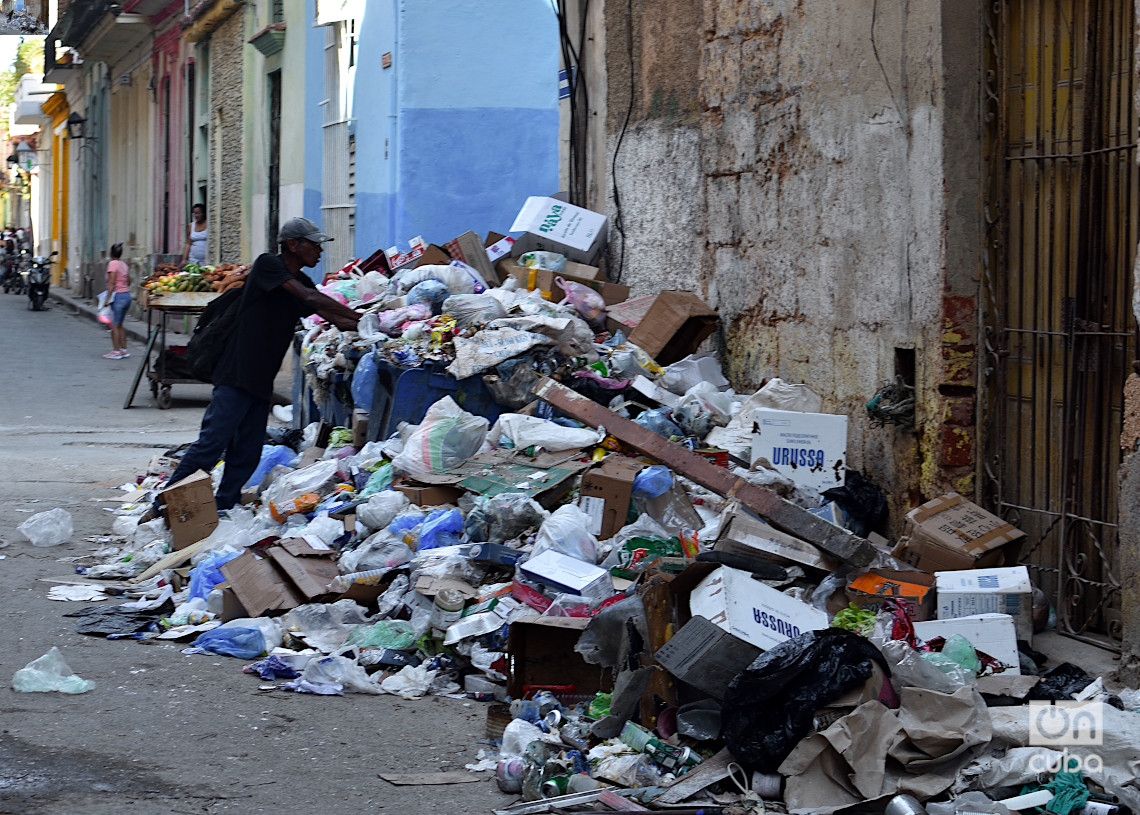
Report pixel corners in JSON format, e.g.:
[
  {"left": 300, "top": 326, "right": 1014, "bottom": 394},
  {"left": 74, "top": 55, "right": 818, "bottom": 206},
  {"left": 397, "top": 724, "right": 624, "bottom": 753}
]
[{"left": 594, "top": 0, "right": 983, "bottom": 532}]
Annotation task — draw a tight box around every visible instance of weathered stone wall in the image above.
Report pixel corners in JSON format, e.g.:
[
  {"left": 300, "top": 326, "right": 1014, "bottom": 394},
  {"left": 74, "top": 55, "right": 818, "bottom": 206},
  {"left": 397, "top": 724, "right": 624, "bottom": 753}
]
[
  {"left": 598, "top": 0, "right": 984, "bottom": 531},
  {"left": 207, "top": 9, "right": 245, "bottom": 264}
]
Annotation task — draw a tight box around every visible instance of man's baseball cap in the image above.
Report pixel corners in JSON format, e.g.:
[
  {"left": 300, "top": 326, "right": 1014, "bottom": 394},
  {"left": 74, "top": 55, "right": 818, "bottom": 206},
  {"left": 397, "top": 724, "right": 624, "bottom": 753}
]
[{"left": 279, "top": 217, "right": 333, "bottom": 244}]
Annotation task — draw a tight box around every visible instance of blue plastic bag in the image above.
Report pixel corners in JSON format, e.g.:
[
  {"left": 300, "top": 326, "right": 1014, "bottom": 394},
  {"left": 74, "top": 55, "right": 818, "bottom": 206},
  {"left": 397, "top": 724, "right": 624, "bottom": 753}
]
[
  {"left": 633, "top": 465, "right": 673, "bottom": 499},
  {"left": 191, "top": 626, "right": 266, "bottom": 659},
  {"left": 417, "top": 508, "right": 464, "bottom": 550},
  {"left": 244, "top": 444, "right": 298, "bottom": 489},
  {"left": 351, "top": 352, "right": 378, "bottom": 410},
  {"left": 187, "top": 550, "right": 243, "bottom": 602},
  {"left": 389, "top": 514, "right": 424, "bottom": 536}
]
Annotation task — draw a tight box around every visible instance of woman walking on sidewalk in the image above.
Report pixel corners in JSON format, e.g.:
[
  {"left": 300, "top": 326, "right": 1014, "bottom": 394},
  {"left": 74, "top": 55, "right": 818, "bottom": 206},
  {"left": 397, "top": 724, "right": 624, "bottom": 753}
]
[{"left": 104, "top": 243, "right": 132, "bottom": 359}]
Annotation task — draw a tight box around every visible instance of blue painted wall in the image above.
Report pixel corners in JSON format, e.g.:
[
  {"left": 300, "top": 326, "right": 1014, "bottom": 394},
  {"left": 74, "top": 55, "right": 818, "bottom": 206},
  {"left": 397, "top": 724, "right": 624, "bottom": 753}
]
[
  {"left": 352, "top": 0, "right": 559, "bottom": 257},
  {"left": 303, "top": 0, "right": 326, "bottom": 279}
]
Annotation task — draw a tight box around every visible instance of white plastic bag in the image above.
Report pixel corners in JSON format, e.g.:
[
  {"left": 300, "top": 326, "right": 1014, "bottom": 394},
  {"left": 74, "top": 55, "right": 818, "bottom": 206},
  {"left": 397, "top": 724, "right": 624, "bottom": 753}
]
[
  {"left": 380, "top": 664, "right": 438, "bottom": 699},
  {"left": 750, "top": 377, "right": 823, "bottom": 413},
  {"left": 337, "top": 531, "right": 413, "bottom": 574},
  {"left": 11, "top": 647, "right": 95, "bottom": 694},
  {"left": 661, "top": 353, "right": 730, "bottom": 395},
  {"left": 357, "top": 490, "right": 411, "bottom": 531},
  {"left": 18, "top": 508, "right": 74, "bottom": 547},
  {"left": 443, "top": 293, "right": 507, "bottom": 328},
  {"left": 532, "top": 504, "right": 598, "bottom": 563},
  {"left": 492, "top": 413, "right": 604, "bottom": 452},
  {"left": 261, "top": 460, "right": 340, "bottom": 508},
  {"left": 391, "top": 396, "right": 489, "bottom": 476},
  {"left": 303, "top": 655, "right": 383, "bottom": 694},
  {"left": 500, "top": 718, "right": 546, "bottom": 757}
]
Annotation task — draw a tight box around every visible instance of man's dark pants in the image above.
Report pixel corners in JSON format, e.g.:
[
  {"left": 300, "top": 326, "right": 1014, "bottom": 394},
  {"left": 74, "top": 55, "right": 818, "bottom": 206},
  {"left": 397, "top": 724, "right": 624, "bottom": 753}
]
[{"left": 165, "top": 385, "right": 272, "bottom": 510}]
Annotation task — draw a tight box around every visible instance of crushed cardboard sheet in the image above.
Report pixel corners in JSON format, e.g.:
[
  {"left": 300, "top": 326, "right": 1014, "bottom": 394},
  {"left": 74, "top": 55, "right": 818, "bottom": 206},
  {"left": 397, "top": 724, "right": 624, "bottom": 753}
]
[{"left": 377, "top": 771, "right": 484, "bottom": 786}]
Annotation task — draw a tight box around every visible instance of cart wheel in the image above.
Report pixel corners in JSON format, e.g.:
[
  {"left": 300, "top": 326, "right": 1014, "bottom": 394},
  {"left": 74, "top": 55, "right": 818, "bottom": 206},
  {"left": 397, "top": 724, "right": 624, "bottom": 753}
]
[
  {"left": 150, "top": 378, "right": 159, "bottom": 397},
  {"left": 157, "top": 386, "right": 173, "bottom": 410}
]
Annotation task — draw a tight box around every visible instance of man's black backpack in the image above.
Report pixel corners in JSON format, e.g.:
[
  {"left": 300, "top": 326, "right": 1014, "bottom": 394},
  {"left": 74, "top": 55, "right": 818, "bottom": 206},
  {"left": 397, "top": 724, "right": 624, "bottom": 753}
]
[{"left": 185, "top": 286, "right": 245, "bottom": 382}]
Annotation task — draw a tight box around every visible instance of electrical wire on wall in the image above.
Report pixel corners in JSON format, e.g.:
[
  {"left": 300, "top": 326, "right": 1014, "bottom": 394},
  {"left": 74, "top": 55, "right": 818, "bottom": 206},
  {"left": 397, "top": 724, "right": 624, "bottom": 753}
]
[
  {"left": 553, "top": 0, "right": 590, "bottom": 207},
  {"left": 608, "top": 0, "right": 634, "bottom": 284}
]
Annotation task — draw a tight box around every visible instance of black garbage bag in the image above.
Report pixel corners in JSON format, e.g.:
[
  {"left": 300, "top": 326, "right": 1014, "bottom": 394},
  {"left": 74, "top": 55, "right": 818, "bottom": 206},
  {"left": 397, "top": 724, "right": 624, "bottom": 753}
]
[
  {"left": 822, "top": 470, "right": 888, "bottom": 537},
  {"left": 722, "top": 627, "right": 890, "bottom": 773},
  {"left": 65, "top": 599, "right": 175, "bottom": 638},
  {"left": 1027, "top": 662, "right": 1095, "bottom": 701}
]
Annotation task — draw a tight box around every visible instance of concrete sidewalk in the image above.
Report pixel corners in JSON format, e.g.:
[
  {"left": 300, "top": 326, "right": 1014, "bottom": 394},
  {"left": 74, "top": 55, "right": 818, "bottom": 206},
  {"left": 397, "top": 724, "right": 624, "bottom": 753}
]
[{"left": 50, "top": 287, "right": 294, "bottom": 406}]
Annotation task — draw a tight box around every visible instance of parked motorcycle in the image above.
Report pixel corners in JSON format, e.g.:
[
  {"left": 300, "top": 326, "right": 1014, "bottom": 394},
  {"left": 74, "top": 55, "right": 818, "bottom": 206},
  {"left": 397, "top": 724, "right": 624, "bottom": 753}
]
[
  {"left": 24, "top": 251, "right": 56, "bottom": 311},
  {"left": 0, "top": 251, "right": 24, "bottom": 294}
]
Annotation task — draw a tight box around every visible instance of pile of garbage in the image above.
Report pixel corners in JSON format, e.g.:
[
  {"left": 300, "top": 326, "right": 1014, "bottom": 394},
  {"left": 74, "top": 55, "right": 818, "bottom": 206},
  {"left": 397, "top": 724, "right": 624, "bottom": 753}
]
[{"left": 14, "top": 206, "right": 1140, "bottom": 813}]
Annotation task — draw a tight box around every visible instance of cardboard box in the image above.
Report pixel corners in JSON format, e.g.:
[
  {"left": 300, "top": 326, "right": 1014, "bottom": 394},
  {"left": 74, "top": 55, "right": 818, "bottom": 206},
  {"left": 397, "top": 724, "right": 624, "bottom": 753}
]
[
  {"left": 846, "top": 569, "right": 937, "bottom": 621},
  {"left": 605, "top": 294, "right": 657, "bottom": 338},
  {"left": 627, "top": 291, "right": 720, "bottom": 366},
  {"left": 913, "top": 613, "right": 1021, "bottom": 674},
  {"left": 935, "top": 565, "right": 1033, "bottom": 643},
  {"left": 352, "top": 410, "right": 369, "bottom": 450},
  {"left": 507, "top": 615, "right": 611, "bottom": 698},
  {"left": 393, "top": 483, "right": 466, "bottom": 507},
  {"left": 750, "top": 408, "right": 849, "bottom": 493},
  {"left": 892, "top": 493, "right": 1025, "bottom": 572},
  {"left": 445, "top": 230, "right": 501, "bottom": 286},
  {"left": 216, "top": 583, "right": 248, "bottom": 622},
  {"left": 509, "top": 196, "right": 608, "bottom": 264},
  {"left": 714, "top": 502, "right": 837, "bottom": 571},
  {"left": 653, "top": 615, "right": 762, "bottom": 699},
  {"left": 266, "top": 547, "right": 340, "bottom": 601},
  {"left": 687, "top": 564, "right": 830, "bottom": 652},
  {"left": 159, "top": 470, "right": 218, "bottom": 551},
  {"left": 219, "top": 551, "right": 303, "bottom": 617},
  {"left": 519, "top": 549, "right": 613, "bottom": 604},
  {"left": 578, "top": 456, "right": 644, "bottom": 539},
  {"left": 501, "top": 261, "right": 630, "bottom": 307}
]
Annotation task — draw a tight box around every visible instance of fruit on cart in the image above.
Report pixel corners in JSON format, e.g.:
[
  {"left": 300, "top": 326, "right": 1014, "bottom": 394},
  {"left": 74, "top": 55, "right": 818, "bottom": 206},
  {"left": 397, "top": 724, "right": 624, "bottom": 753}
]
[{"left": 142, "top": 262, "right": 250, "bottom": 294}]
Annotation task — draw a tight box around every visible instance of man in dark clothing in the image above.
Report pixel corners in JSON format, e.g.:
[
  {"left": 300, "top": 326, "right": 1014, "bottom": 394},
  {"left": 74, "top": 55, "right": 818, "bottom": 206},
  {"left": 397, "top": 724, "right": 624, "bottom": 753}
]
[{"left": 163, "top": 217, "right": 359, "bottom": 511}]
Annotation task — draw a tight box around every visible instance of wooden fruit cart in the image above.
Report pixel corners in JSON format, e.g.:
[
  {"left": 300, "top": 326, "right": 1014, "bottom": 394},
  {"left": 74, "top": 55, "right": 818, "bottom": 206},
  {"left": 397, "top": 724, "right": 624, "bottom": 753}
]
[{"left": 124, "top": 289, "right": 220, "bottom": 410}]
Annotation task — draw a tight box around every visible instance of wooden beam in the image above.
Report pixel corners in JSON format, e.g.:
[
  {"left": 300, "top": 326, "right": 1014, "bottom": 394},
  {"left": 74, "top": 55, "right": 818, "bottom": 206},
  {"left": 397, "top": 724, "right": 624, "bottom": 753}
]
[{"left": 532, "top": 378, "right": 877, "bottom": 567}]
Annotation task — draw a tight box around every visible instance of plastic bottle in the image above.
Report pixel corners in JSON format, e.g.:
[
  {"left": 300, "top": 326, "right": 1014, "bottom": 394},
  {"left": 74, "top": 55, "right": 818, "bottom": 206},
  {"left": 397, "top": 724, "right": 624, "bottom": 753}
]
[
  {"left": 329, "top": 568, "right": 390, "bottom": 592},
  {"left": 270, "top": 492, "right": 321, "bottom": 523},
  {"left": 430, "top": 588, "right": 465, "bottom": 638}
]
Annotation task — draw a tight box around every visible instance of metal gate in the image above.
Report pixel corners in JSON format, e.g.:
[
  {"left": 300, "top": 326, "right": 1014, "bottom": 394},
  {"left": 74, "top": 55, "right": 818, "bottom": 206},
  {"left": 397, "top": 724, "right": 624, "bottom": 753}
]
[{"left": 982, "top": 0, "right": 1137, "bottom": 647}]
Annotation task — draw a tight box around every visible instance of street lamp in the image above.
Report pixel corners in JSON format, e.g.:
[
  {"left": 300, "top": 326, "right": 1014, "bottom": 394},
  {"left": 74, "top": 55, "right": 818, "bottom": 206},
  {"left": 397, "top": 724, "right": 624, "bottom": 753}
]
[{"left": 66, "top": 112, "right": 87, "bottom": 140}]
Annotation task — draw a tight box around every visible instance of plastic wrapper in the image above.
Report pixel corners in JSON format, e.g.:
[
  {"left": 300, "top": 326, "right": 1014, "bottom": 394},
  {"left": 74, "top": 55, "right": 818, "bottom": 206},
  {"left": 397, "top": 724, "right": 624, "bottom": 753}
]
[
  {"left": 448, "top": 326, "right": 556, "bottom": 380},
  {"left": 409, "top": 547, "right": 479, "bottom": 585},
  {"left": 633, "top": 407, "right": 683, "bottom": 439},
  {"left": 1026, "top": 662, "right": 1094, "bottom": 700},
  {"left": 931, "top": 633, "right": 983, "bottom": 675},
  {"left": 281, "top": 600, "right": 374, "bottom": 653},
  {"left": 18, "top": 507, "right": 74, "bottom": 547},
  {"left": 492, "top": 413, "right": 604, "bottom": 453},
  {"left": 749, "top": 377, "right": 824, "bottom": 413},
  {"left": 873, "top": 637, "right": 972, "bottom": 694},
  {"left": 722, "top": 628, "right": 891, "bottom": 772},
  {"left": 633, "top": 482, "right": 702, "bottom": 536},
  {"left": 261, "top": 460, "right": 340, "bottom": 509},
  {"left": 463, "top": 492, "right": 546, "bottom": 543},
  {"left": 358, "top": 463, "right": 394, "bottom": 498},
  {"left": 443, "top": 293, "right": 507, "bottom": 328},
  {"left": 531, "top": 504, "right": 598, "bottom": 563},
  {"left": 11, "top": 647, "right": 95, "bottom": 694},
  {"left": 490, "top": 314, "right": 598, "bottom": 360},
  {"left": 190, "top": 626, "right": 267, "bottom": 659},
  {"left": 380, "top": 664, "right": 438, "bottom": 699},
  {"left": 375, "top": 574, "right": 410, "bottom": 618},
  {"left": 343, "top": 620, "right": 417, "bottom": 650},
  {"left": 337, "top": 531, "right": 413, "bottom": 574},
  {"left": 632, "top": 465, "right": 672, "bottom": 499},
  {"left": 375, "top": 303, "right": 433, "bottom": 336},
  {"left": 417, "top": 508, "right": 464, "bottom": 550},
  {"left": 555, "top": 276, "right": 606, "bottom": 331},
  {"left": 303, "top": 655, "right": 383, "bottom": 694},
  {"left": 519, "top": 251, "right": 566, "bottom": 272},
  {"left": 484, "top": 357, "right": 542, "bottom": 409},
  {"left": 405, "top": 279, "right": 451, "bottom": 314},
  {"left": 390, "top": 396, "right": 489, "bottom": 476}
]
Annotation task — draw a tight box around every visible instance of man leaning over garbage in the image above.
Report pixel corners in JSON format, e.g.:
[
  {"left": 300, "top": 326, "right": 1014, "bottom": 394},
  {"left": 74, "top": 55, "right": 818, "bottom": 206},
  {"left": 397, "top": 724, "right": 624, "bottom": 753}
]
[{"left": 159, "top": 217, "right": 359, "bottom": 514}]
